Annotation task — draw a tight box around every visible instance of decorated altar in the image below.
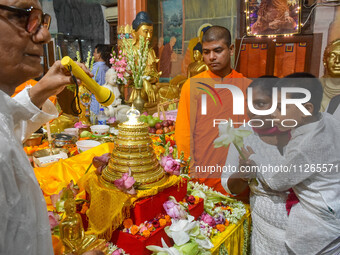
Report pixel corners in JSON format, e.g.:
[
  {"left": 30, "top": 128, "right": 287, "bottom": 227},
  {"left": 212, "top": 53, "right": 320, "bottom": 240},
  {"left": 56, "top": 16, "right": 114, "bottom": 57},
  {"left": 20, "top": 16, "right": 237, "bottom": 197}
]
[{"left": 34, "top": 135, "right": 250, "bottom": 255}]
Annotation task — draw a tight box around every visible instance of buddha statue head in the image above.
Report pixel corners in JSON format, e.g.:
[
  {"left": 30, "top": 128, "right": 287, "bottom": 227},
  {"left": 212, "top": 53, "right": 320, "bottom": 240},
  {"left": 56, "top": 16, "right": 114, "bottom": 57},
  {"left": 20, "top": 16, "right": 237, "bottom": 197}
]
[
  {"left": 132, "top": 11, "right": 153, "bottom": 45},
  {"left": 198, "top": 24, "right": 212, "bottom": 44},
  {"left": 193, "top": 43, "right": 203, "bottom": 62},
  {"left": 64, "top": 198, "right": 77, "bottom": 215},
  {"left": 323, "top": 39, "right": 340, "bottom": 78}
]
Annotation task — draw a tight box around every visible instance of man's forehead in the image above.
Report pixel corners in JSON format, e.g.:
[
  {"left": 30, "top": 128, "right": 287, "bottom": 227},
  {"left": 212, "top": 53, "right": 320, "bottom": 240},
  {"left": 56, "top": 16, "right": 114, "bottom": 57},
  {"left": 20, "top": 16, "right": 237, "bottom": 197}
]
[{"left": 202, "top": 40, "right": 227, "bottom": 50}]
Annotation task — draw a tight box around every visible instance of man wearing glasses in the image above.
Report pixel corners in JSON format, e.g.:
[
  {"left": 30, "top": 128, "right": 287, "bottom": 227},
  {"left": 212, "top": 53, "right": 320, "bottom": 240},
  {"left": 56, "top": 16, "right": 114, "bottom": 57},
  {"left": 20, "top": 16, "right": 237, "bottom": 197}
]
[{"left": 0, "top": 1, "right": 92, "bottom": 254}]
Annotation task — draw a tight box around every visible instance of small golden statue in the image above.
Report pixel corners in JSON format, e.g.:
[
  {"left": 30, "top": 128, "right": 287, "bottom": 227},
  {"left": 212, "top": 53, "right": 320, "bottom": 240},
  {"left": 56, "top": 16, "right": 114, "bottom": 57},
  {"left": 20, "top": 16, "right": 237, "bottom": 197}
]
[
  {"left": 60, "top": 198, "right": 98, "bottom": 255},
  {"left": 321, "top": 39, "right": 340, "bottom": 111},
  {"left": 167, "top": 43, "right": 208, "bottom": 94},
  {"left": 127, "top": 11, "right": 161, "bottom": 108},
  {"left": 77, "top": 83, "right": 92, "bottom": 125},
  {"left": 187, "top": 44, "right": 209, "bottom": 78}
]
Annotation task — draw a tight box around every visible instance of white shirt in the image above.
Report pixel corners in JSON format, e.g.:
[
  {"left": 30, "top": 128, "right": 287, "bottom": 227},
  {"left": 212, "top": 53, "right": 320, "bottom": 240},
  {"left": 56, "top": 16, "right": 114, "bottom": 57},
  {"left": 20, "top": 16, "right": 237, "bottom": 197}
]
[
  {"left": 251, "top": 113, "right": 340, "bottom": 255},
  {"left": 223, "top": 126, "right": 289, "bottom": 254},
  {"left": 0, "top": 87, "right": 58, "bottom": 255}
]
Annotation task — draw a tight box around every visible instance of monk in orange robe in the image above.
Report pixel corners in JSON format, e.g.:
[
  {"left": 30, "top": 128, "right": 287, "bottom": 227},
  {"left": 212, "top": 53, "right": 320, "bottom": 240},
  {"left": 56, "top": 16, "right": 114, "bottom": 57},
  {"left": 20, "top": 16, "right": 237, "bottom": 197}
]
[{"left": 176, "top": 26, "right": 251, "bottom": 197}]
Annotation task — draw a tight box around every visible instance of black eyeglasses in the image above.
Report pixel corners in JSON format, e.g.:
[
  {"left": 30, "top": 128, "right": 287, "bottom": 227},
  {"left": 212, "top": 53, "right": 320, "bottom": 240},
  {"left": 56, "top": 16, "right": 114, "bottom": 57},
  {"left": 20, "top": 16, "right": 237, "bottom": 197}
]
[{"left": 0, "top": 4, "right": 51, "bottom": 34}]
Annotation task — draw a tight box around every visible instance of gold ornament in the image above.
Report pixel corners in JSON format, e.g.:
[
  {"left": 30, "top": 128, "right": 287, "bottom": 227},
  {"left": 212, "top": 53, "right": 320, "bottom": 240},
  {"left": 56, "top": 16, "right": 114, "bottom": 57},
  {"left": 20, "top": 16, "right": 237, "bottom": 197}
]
[
  {"left": 60, "top": 198, "right": 107, "bottom": 255},
  {"left": 100, "top": 107, "right": 167, "bottom": 189}
]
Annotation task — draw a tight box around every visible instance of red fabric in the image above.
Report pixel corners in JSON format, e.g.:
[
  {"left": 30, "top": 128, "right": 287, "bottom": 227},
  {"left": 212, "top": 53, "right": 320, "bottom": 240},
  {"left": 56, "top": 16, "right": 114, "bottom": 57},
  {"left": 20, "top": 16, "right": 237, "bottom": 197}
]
[
  {"left": 111, "top": 224, "right": 173, "bottom": 255},
  {"left": 130, "top": 179, "right": 187, "bottom": 225},
  {"left": 286, "top": 188, "right": 299, "bottom": 215},
  {"left": 112, "top": 198, "right": 204, "bottom": 255}
]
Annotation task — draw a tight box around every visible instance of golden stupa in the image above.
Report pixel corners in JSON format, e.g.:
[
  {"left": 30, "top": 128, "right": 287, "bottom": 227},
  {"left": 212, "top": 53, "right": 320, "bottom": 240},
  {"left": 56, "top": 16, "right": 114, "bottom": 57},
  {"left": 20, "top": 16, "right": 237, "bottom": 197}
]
[{"left": 100, "top": 107, "right": 167, "bottom": 189}]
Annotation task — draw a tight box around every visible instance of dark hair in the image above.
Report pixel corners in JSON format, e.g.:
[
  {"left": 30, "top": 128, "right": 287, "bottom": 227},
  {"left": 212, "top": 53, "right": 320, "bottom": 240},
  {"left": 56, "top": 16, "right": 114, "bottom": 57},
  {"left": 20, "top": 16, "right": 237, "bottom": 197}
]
[
  {"left": 95, "top": 44, "right": 112, "bottom": 66},
  {"left": 132, "top": 11, "right": 153, "bottom": 31},
  {"left": 276, "top": 72, "right": 323, "bottom": 115},
  {"left": 193, "top": 43, "right": 202, "bottom": 53},
  {"left": 248, "top": 75, "right": 279, "bottom": 97},
  {"left": 202, "top": 26, "right": 231, "bottom": 47}
]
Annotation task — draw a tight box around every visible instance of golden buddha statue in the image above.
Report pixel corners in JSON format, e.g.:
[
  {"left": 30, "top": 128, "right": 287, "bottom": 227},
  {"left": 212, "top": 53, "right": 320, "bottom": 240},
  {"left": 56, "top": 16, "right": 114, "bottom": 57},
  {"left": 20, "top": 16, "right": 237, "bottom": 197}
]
[
  {"left": 60, "top": 198, "right": 99, "bottom": 255},
  {"left": 181, "top": 23, "right": 211, "bottom": 75},
  {"left": 77, "top": 83, "right": 92, "bottom": 125},
  {"left": 321, "top": 39, "right": 340, "bottom": 111},
  {"left": 167, "top": 44, "right": 208, "bottom": 94},
  {"left": 187, "top": 44, "right": 209, "bottom": 78},
  {"left": 127, "top": 12, "right": 161, "bottom": 108}
]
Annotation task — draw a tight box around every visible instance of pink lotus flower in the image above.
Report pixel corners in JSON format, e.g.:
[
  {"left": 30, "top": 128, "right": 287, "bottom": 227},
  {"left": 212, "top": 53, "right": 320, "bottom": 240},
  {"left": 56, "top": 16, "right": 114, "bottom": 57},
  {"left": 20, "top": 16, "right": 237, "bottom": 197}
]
[
  {"left": 92, "top": 153, "right": 111, "bottom": 175},
  {"left": 112, "top": 248, "right": 124, "bottom": 255},
  {"left": 48, "top": 211, "right": 59, "bottom": 230},
  {"left": 107, "top": 117, "right": 116, "bottom": 124},
  {"left": 163, "top": 200, "right": 187, "bottom": 219},
  {"left": 114, "top": 168, "right": 136, "bottom": 195},
  {"left": 139, "top": 226, "right": 148, "bottom": 233},
  {"left": 74, "top": 121, "right": 89, "bottom": 129},
  {"left": 201, "top": 213, "right": 216, "bottom": 227},
  {"left": 160, "top": 156, "right": 180, "bottom": 176}
]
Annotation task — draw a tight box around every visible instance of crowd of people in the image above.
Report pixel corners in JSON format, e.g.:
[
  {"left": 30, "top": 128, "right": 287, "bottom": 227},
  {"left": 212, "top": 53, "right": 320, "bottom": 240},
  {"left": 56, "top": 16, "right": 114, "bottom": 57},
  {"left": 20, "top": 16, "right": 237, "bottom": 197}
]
[{"left": 0, "top": 0, "right": 339, "bottom": 254}]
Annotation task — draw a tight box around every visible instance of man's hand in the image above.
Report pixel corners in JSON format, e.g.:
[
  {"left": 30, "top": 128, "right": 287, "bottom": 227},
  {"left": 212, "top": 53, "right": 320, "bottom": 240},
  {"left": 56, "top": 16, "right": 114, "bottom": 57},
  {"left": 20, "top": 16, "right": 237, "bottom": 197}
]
[{"left": 29, "top": 61, "right": 92, "bottom": 108}]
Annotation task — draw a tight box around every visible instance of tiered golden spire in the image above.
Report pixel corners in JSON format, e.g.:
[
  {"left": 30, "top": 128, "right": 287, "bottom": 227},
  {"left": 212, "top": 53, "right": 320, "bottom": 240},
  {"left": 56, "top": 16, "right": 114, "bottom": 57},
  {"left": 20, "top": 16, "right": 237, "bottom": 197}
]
[{"left": 100, "top": 107, "right": 167, "bottom": 189}]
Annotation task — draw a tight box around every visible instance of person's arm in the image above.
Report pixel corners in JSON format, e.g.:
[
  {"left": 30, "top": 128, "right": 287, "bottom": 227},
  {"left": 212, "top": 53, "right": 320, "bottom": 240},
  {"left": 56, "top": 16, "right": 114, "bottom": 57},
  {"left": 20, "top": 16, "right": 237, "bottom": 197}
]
[
  {"left": 14, "top": 61, "right": 92, "bottom": 142},
  {"left": 252, "top": 148, "right": 315, "bottom": 191},
  {"left": 29, "top": 61, "right": 92, "bottom": 109}
]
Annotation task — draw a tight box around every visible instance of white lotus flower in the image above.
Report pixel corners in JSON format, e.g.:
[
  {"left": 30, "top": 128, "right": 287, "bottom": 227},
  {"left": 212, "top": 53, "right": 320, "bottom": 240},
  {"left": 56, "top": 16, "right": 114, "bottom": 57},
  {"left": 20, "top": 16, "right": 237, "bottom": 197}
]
[
  {"left": 213, "top": 120, "right": 251, "bottom": 149},
  {"left": 146, "top": 238, "right": 180, "bottom": 255},
  {"left": 165, "top": 215, "right": 197, "bottom": 246}
]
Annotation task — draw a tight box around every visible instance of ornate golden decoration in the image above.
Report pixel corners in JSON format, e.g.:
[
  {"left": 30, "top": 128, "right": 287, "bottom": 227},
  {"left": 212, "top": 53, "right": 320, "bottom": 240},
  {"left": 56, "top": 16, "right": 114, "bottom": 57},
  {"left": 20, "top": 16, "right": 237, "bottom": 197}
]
[{"left": 100, "top": 107, "right": 167, "bottom": 189}]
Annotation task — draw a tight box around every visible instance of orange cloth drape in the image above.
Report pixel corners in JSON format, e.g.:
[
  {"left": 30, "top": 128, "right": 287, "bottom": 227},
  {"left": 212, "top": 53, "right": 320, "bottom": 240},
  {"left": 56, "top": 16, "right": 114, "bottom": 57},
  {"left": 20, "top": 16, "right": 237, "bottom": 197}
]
[
  {"left": 239, "top": 44, "right": 268, "bottom": 78},
  {"left": 274, "top": 43, "right": 306, "bottom": 77},
  {"left": 34, "top": 143, "right": 115, "bottom": 211},
  {"left": 175, "top": 70, "right": 251, "bottom": 194},
  {"left": 12, "top": 79, "right": 57, "bottom": 105}
]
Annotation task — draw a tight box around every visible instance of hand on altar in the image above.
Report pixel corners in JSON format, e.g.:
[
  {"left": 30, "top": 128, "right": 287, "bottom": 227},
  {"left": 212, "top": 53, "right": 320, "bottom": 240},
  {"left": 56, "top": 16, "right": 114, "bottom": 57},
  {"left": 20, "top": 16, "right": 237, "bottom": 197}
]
[
  {"left": 29, "top": 60, "right": 93, "bottom": 109},
  {"left": 144, "top": 81, "right": 156, "bottom": 103}
]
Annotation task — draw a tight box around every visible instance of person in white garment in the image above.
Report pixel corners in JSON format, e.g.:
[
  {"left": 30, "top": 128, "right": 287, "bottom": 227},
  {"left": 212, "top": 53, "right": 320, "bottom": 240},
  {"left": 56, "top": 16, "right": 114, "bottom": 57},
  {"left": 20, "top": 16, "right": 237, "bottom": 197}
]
[
  {"left": 243, "top": 73, "right": 340, "bottom": 255},
  {"left": 222, "top": 76, "right": 291, "bottom": 254},
  {"left": 325, "top": 94, "right": 340, "bottom": 120},
  {"left": 0, "top": 0, "right": 92, "bottom": 254}
]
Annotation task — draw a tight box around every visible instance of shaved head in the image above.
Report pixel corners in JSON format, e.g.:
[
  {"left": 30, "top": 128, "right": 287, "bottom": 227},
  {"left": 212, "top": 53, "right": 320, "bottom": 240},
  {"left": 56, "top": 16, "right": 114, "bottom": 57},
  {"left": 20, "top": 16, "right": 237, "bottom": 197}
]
[{"left": 202, "top": 26, "right": 231, "bottom": 47}]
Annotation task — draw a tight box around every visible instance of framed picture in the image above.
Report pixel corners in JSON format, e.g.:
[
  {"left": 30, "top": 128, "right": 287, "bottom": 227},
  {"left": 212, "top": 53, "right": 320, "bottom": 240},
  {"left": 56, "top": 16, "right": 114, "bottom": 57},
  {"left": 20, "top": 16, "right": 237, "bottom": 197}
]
[
  {"left": 246, "top": 0, "right": 301, "bottom": 37},
  {"left": 161, "top": 0, "right": 184, "bottom": 53}
]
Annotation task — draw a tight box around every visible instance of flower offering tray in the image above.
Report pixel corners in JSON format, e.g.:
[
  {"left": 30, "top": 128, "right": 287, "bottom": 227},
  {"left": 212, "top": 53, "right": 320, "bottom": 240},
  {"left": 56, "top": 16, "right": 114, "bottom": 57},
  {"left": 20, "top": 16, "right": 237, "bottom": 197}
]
[
  {"left": 130, "top": 179, "right": 187, "bottom": 225},
  {"left": 111, "top": 198, "right": 204, "bottom": 255}
]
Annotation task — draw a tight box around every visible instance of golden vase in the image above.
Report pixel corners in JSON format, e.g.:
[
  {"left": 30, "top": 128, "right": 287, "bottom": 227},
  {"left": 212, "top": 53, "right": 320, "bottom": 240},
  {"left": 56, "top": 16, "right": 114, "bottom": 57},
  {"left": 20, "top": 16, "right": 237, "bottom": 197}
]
[{"left": 133, "top": 88, "right": 145, "bottom": 113}]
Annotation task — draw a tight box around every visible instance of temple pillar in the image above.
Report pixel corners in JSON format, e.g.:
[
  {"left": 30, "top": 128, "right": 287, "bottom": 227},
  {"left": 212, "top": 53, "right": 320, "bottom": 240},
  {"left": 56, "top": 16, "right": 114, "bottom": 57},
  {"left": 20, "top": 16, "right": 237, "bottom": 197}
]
[{"left": 118, "top": 0, "right": 147, "bottom": 27}]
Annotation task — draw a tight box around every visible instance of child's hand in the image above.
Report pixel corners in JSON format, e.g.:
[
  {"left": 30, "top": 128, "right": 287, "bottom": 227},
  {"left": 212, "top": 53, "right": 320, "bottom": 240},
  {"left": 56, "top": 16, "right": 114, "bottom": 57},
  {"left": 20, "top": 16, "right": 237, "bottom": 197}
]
[
  {"left": 238, "top": 146, "right": 256, "bottom": 180},
  {"left": 241, "top": 146, "right": 255, "bottom": 160}
]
